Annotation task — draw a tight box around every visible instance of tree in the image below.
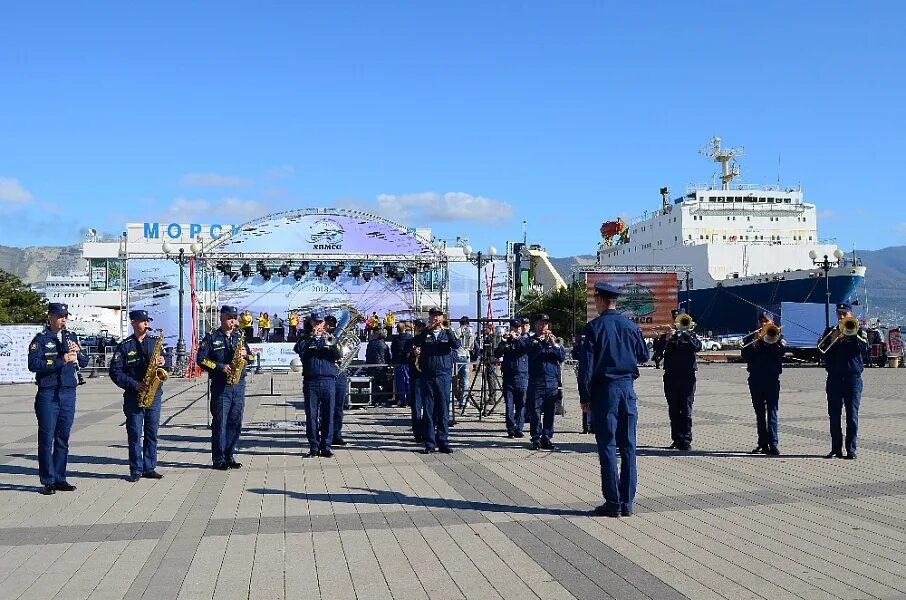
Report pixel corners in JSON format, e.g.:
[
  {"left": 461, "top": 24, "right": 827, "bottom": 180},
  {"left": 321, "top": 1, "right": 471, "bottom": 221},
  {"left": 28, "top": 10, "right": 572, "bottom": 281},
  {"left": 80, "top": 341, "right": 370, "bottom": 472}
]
[
  {"left": 517, "top": 280, "right": 588, "bottom": 341},
  {"left": 0, "top": 269, "right": 47, "bottom": 324}
]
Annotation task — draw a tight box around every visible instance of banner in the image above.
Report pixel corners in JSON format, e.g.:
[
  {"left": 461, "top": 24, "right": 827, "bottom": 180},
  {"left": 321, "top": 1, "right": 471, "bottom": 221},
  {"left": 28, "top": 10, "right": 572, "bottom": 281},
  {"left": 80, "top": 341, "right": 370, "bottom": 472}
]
[
  {"left": 247, "top": 342, "right": 298, "bottom": 368},
  {"left": 0, "top": 325, "right": 44, "bottom": 384},
  {"left": 889, "top": 328, "right": 903, "bottom": 357},
  {"left": 585, "top": 272, "right": 677, "bottom": 337}
]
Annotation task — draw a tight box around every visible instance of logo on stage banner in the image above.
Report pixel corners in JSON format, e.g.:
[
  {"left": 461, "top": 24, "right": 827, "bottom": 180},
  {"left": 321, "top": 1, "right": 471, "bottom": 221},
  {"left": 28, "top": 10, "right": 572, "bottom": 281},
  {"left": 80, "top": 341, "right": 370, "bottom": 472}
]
[{"left": 308, "top": 219, "right": 345, "bottom": 250}]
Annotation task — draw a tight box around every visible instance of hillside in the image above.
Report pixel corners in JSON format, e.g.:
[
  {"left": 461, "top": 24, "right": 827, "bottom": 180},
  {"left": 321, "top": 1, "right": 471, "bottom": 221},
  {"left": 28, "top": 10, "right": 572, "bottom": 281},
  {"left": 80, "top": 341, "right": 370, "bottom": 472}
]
[{"left": 0, "top": 244, "right": 85, "bottom": 284}]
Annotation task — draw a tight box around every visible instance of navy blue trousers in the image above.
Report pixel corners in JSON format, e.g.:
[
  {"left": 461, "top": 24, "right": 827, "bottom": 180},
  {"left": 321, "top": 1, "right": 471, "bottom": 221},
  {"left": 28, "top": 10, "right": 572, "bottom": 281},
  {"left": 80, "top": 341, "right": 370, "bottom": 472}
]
[
  {"left": 395, "top": 364, "right": 410, "bottom": 407},
  {"left": 592, "top": 380, "right": 638, "bottom": 513},
  {"left": 664, "top": 375, "right": 695, "bottom": 446},
  {"left": 210, "top": 381, "right": 245, "bottom": 467},
  {"left": 420, "top": 375, "right": 452, "bottom": 449},
  {"left": 748, "top": 378, "right": 780, "bottom": 447},
  {"left": 34, "top": 388, "right": 76, "bottom": 485},
  {"left": 304, "top": 377, "right": 335, "bottom": 453},
  {"left": 333, "top": 373, "right": 348, "bottom": 441},
  {"left": 409, "top": 375, "right": 423, "bottom": 438},
  {"left": 503, "top": 380, "right": 527, "bottom": 435},
  {"left": 123, "top": 393, "right": 161, "bottom": 475},
  {"left": 826, "top": 375, "right": 862, "bottom": 455},
  {"left": 528, "top": 384, "right": 558, "bottom": 442}
]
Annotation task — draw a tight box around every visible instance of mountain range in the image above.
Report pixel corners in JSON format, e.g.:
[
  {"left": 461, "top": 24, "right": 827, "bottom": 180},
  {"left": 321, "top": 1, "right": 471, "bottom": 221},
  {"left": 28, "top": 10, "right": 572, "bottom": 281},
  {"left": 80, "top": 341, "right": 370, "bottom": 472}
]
[{"left": 3, "top": 243, "right": 905, "bottom": 325}]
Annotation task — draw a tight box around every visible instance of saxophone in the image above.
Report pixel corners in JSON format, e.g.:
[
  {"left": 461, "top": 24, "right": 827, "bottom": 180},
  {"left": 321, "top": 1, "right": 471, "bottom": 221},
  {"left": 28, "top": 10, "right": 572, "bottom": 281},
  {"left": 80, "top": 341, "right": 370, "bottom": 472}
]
[
  {"left": 138, "top": 329, "right": 169, "bottom": 409},
  {"left": 227, "top": 327, "right": 247, "bottom": 385}
]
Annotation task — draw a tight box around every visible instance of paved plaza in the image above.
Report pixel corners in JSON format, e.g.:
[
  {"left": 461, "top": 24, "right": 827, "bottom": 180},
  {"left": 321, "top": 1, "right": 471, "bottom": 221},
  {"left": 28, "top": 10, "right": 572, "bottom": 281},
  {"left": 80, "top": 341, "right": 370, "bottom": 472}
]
[{"left": 1, "top": 364, "right": 906, "bottom": 600}]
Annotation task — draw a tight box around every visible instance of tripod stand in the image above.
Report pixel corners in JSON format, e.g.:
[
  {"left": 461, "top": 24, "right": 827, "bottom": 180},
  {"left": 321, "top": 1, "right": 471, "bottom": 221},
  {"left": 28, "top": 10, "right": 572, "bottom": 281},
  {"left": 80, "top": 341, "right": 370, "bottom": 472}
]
[{"left": 460, "top": 351, "right": 503, "bottom": 419}]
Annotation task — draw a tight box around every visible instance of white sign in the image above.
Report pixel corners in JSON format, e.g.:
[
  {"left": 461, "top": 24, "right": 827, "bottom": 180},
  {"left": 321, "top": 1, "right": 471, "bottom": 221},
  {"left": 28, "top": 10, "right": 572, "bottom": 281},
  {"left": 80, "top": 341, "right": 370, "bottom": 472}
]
[
  {"left": 247, "top": 342, "right": 298, "bottom": 368},
  {"left": 0, "top": 325, "right": 44, "bottom": 384}
]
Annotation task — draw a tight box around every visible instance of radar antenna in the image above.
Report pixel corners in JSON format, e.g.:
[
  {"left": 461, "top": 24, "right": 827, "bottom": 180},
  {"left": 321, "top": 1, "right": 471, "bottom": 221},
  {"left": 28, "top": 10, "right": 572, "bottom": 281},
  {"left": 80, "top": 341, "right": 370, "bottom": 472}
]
[{"left": 700, "top": 137, "right": 744, "bottom": 190}]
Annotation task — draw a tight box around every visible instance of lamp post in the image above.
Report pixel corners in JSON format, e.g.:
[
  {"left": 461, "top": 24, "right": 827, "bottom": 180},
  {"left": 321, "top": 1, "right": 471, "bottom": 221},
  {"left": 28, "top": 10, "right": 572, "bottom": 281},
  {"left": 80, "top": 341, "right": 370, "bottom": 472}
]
[
  {"left": 463, "top": 245, "right": 497, "bottom": 327},
  {"left": 809, "top": 249, "right": 845, "bottom": 330},
  {"left": 163, "top": 240, "right": 202, "bottom": 369}
]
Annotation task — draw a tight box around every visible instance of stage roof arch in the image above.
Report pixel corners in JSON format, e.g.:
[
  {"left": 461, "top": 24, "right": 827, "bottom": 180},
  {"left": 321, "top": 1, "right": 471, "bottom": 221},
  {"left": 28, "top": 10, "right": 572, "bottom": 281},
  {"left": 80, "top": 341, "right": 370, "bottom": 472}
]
[{"left": 206, "top": 208, "right": 442, "bottom": 263}]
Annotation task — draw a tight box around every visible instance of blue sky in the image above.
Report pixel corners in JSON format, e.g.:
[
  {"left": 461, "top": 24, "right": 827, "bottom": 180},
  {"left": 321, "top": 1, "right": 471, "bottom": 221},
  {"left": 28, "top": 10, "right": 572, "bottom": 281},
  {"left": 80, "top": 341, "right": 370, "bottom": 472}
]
[{"left": 2, "top": 1, "right": 903, "bottom": 257}]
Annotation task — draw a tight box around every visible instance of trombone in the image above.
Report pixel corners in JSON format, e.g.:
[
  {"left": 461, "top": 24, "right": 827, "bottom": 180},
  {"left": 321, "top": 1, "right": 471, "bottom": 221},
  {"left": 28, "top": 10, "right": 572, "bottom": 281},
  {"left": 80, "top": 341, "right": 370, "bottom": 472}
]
[
  {"left": 817, "top": 316, "right": 859, "bottom": 354},
  {"left": 741, "top": 323, "right": 782, "bottom": 348}
]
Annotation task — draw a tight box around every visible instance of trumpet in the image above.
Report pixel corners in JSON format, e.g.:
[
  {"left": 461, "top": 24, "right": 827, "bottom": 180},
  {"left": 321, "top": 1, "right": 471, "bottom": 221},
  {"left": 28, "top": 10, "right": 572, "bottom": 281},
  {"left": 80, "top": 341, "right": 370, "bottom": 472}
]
[
  {"left": 674, "top": 313, "right": 695, "bottom": 332},
  {"left": 741, "top": 322, "right": 782, "bottom": 348},
  {"left": 817, "top": 316, "right": 859, "bottom": 354}
]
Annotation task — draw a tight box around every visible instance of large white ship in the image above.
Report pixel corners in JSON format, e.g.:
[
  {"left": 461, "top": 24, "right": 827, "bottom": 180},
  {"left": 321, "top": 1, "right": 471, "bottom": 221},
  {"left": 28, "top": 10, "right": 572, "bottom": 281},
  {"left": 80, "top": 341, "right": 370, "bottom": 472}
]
[
  {"left": 595, "top": 138, "right": 866, "bottom": 334},
  {"left": 34, "top": 271, "right": 122, "bottom": 335}
]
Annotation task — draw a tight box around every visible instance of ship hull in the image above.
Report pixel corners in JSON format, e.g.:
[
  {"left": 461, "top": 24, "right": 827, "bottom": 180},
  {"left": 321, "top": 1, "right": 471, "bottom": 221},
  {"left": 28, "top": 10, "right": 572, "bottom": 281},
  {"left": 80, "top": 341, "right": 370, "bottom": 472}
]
[{"left": 680, "top": 273, "right": 863, "bottom": 334}]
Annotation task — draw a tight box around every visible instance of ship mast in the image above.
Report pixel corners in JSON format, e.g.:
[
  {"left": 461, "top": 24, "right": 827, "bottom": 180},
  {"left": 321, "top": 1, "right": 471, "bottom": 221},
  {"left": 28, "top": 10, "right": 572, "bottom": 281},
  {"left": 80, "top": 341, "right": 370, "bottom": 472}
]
[{"left": 700, "top": 137, "right": 744, "bottom": 190}]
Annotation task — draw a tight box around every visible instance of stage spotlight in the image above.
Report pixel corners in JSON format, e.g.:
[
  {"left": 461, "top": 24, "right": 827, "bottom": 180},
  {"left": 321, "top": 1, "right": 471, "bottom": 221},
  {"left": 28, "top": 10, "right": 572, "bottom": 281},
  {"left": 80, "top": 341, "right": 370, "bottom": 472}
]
[
  {"left": 314, "top": 264, "right": 325, "bottom": 277},
  {"left": 362, "top": 272, "right": 372, "bottom": 282},
  {"left": 372, "top": 266, "right": 382, "bottom": 275},
  {"left": 261, "top": 266, "right": 272, "bottom": 281},
  {"left": 350, "top": 264, "right": 362, "bottom": 277},
  {"left": 240, "top": 263, "right": 251, "bottom": 278},
  {"left": 406, "top": 266, "right": 418, "bottom": 275},
  {"left": 387, "top": 265, "right": 398, "bottom": 277},
  {"left": 328, "top": 269, "right": 339, "bottom": 281},
  {"left": 394, "top": 273, "right": 404, "bottom": 282},
  {"left": 293, "top": 266, "right": 304, "bottom": 281},
  {"left": 278, "top": 263, "right": 290, "bottom": 278}
]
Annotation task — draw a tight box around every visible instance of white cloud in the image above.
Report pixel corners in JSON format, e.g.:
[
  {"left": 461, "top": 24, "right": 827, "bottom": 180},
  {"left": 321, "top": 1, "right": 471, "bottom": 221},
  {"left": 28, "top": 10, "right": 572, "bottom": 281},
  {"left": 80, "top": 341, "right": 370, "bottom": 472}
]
[
  {"left": 819, "top": 209, "right": 837, "bottom": 219},
  {"left": 264, "top": 165, "right": 295, "bottom": 181},
  {"left": 0, "top": 177, "right": 34, "bottom": 203},
  {"left": 346, "top": 191, "right": 514, "bottom": 224},
  {"left": 163, "top": 196, "right": 271, "bottom": 224},
  {"left": 179, "top": 173, "right": 252, "bottom": 187}
]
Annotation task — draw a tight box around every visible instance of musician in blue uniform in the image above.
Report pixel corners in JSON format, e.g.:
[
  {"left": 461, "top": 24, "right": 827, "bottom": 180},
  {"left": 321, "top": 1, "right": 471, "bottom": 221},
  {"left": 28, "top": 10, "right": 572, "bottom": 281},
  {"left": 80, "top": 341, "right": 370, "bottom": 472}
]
[
  {"left": 579, "top": 282, "right": 649, "bottom": 517},
  {"left": 818, "top": 302, "right": 869, "bottom": 459},
  {"left": 390, "top": 323, "right": 412, "bottom": 408},
  {"left": 27, "top": 302, "right": 89, "bottom": 495},
  {"left": 494, "top": 318, "right": 529, "bottom": 438},
  {"left": 109, "top": 310, "right": 172, "bottom": 481},
  {"left": 526, "top": 314, "right": 566, "bottom": 450},
  {"left": 740, "top": 312, "right": 786, "bottom": 456},
  {"left": 325, "top": 314, "right": 349, "bottom": 447},
  {"left": 293, "top": 310, "right": 342, "bottom": 457},
  {"left": 197, "top": 305, "right": 251, "bottom": 470},
  {"left": 661, "top": 309, "right": 703, "bottom": 451},
  {"left": 412, "top": 307, "right": 460, "bottom": 453},
  {"left": 405, "top": 319, "right": 426, "bottom": 442}
]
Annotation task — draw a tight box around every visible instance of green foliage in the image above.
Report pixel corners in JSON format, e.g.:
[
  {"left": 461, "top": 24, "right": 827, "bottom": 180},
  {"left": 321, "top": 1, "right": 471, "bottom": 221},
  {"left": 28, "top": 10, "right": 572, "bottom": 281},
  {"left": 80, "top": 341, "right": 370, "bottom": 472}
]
[
  {"left": 517, "top": 281, "right": 588, "bottom": 340},
  {"left": 0, "top": 270, "right": 47, "bottom": 324}
]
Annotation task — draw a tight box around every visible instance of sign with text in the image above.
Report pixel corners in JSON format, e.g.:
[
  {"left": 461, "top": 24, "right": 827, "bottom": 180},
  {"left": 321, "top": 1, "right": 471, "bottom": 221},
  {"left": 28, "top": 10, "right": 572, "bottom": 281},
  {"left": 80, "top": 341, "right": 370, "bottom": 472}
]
[
  {"left": 585, "top": 271, "right": 678, "bottom": 337},
  {"left": 0, "top": 325, "right": 44, "bottom": 384}
]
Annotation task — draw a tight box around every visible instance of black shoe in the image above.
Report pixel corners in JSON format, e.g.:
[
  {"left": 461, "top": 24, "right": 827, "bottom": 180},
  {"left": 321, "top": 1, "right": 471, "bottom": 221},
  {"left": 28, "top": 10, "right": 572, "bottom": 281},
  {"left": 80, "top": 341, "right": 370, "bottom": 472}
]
[
  {"left": 333, "top": 437, "right": 348, "bottom": 446},
  {"left": 507, "top": 432, "right": 514, "bottom": 438},
  {"left": 305, "top": 450, "right": 320, "bottom": 458},
  {"left": 621, "top": 509, "right": 633, "bottom": 517},
  {"left": 213, "top": 463, "right": 230, "bottom": 470},
  {"left": 767, "top": 445, "right": 780, "bottom": 456},
  {"left": 824, "top": 451, "right": 844, "bottom": 459},
  {"left": 142, "top": 470, "right": 164, "bottom": 479},
  {"left": 41, "top": 484, "right": 56, "bottom": 495},
  {"left": 531, "top": 441, "right": 541, "bottom": 450},
  {"left": 677, "top": 444, "right": 692, "bottom": 452},
  {"left": 321, "top": 449, "right": 334, "bottom": 458},
  {"left": 540, "top": 438, "right": 555, "bottom": 450},
  {"left": 750, "top": 445, "right": 765, "bottom": 454},
  {"left": 513, "top": 431, "right": 524, "bottom": 438},
  {"left": 127, "top": 474, "right": 140, "bottom": 483},
  {"left": 592, "top": 504, "right": 621, "bottom": 518},
  {"left": 414, "top": 435, "right": 425, "bottom": 443},
  {"left": 438, "top": 446, "right": 453, "bottom": 454},
  {"left": 421, "top": 447, "right": 436, "bottom": 454},
  {"left": 228, "top": 461, "right": 242, "bottom": 469},
  {"left": 844, "top": 453, "right": 857, "bottom": 460},
  {"left": 666, "top": 442, "right": 678, "bottom": 450},
  {"left": 54, "top": 482, "right": 76, "bottom": 492}
]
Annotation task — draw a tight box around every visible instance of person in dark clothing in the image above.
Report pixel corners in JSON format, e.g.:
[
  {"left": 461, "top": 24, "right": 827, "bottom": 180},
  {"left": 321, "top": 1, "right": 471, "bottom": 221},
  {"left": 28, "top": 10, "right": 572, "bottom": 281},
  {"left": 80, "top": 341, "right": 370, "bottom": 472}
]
[
  {"left": 740, "top": 312, "right": 786, "bottom": 456},
  {"left": 404, "top": 320, "right": 426, "bottom": 441},
  {"left": 365, "top": 330, "right": 392, "bottom": 405},
  {"left": 390, "top": 323, "right": 412, "bottom": 407},
  {"left": 293, "top": 310, "right": 342, "bottom": 457},
  {"left": 818, "top": 302, "right": 869, "bottom": 459},
  {"left": 526, "top": 314, "right": 566, "bottom": 450},
  {"left": 494, "top": 319, "right": 529, "bottom": 437},
  {"left": 412, "top": 307, "right": 460, "bottom": 453},
  {"left": 571, "top": 336, "right": 594, "bottom": 434},
  {"left": 652, "top": 334, "right": 666, "bottom": 369},
  {"left": 661, "top": 309, "right": 702, "bottom": 451}
]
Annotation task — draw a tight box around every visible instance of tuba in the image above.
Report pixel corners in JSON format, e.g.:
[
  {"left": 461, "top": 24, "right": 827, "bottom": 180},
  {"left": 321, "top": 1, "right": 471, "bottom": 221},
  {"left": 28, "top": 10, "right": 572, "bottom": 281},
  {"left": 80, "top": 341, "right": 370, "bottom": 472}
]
[
  {"left": 331, "top": 309, "right": 364, "bottom": 371},
  {"left": 227, "top": 327, "right": 247, "bottom": 385},
  {"left": 674, "top": 313, "right": 695, "bottom": 332},
  {"left": 139, "top": 329, "right": 169, "bottom": 409}
]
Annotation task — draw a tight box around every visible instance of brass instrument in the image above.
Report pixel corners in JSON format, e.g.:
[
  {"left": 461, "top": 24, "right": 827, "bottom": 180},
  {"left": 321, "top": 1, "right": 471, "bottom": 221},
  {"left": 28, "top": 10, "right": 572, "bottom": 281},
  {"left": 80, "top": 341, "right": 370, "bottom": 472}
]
[
  {"left": 741, "top": 323, "right": 782, "bottom": 348},
  {"left": 227, "top": 327, "right": 247, "bottom": 385},
  {"left": 818, "top": 316, "right": 859, "bottom": 354},
  {"left": 413, "top": 346, "right": 421, "bottom": 372},
  {"left": 138, "top": 329, "right": 169, "bottom": 409},
  {"left": 674, "top": 313, "right": 695, "bottom": 332}
]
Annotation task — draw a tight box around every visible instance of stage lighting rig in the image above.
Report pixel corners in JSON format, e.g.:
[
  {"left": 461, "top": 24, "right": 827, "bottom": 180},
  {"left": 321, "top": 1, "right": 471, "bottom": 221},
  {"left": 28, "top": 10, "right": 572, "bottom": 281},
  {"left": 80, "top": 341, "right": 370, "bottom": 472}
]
[
  {"left": 240, "top": 263, "right": 252, "bottom": 278},
  {"left": 350, "top": 264, "right": 362, "bottom": 278},
  {"left": 278, "top": 263, "right": 290, "bottom": 278},
  {"left": 314, "top": 264, "right": 325, "bottom": 277}
]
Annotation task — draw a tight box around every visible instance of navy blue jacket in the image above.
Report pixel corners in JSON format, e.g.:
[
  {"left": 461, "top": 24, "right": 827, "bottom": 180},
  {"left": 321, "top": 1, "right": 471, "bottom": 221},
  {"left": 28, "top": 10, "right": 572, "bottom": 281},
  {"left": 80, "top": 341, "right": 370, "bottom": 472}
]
[
  {"left": 493, "top": 334, "right": 529, "bottom": 384},
  {"left": 293, "top": 334, "right": 342, "bottom": 379},
  {"left": 197, "top": 328, "right": 252, "bottom": 384},
  {"left": 819, "top": 326, "right": 869, "bottom": 377},
  {"left": 740, "top": 333, "right": 785, "bottom": 379},
  {"left": 412, "top": 328, "right": 460, "bottom": 377},
  {"left": 390, "top": 333, "right": 412, "bottom": 364},
  {"left": 661, "top": 331, "right": 702, "bottom": 377},
  {"left": 402, "top": 335, "right": 420, "bottom": 379},
  {"left": 365, "top": 338, "right": 391, "bottom": 365},
  {"left": 109, "top": 334, "right": 173, "bottom": 398},
  {"left": 526, "top": 335, "right": 566, "bottom": 389},
  {"left": 578, "top": 310, "right": 649, "bottom": 400},
  {"left": 27, "top": 327, "right": 89, "bottom": 390}
]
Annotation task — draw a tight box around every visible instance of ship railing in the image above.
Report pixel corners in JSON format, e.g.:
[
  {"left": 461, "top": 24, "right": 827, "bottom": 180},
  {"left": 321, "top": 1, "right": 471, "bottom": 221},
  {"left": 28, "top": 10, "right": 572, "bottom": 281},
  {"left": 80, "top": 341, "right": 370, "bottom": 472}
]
[{"left": 686, "top": 182, "right": 801, "bottom": 193}]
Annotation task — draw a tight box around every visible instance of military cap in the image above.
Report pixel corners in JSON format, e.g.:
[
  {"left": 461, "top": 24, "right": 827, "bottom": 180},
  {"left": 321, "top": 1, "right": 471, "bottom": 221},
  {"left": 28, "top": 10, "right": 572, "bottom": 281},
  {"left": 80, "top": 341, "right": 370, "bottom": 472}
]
[
  {"left": 593, "top": 281, "right": 622, "bottom": 297},
  {"left": 836, "top": 302, "right": 852, "bottom": 312},
  {"left": 428, "top": 307, "right": 444, "bottom": 316},
  {"left": 534, "top": 313, "right": 550, "bottom": 322},
  {"left": 520, "top": 316, "right": 530, "bottom": 324},
  {"left": 324, "top": 314, "right": 338, "bottom": 325},
  {"left": 48, "top": 302, "right": 69, "bottom": 316},
  {"left": 413, "top": 318, "right": 426, "bottom": 327},
  {"left": 129, "top": 309, "right": 152, "bottom": 322},
  {"left": 459, "top": 315, "right": 470, "bottom": 323},
  {"left": 310, "top": 309, "right": 325, "bottom": 321},
  {"left": 220, "top": 305, "right": 239, "bottom": 318},
  {"left": 509, "top": 318, "right": 521, "bottom": 327}
]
